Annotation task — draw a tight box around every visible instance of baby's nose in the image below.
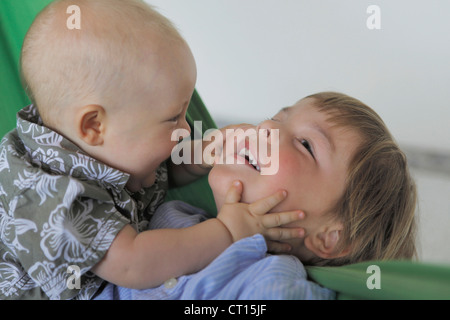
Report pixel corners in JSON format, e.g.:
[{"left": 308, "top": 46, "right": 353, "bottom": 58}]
[{"left": 181, "top": 119, "right": 191, "bottom": 137}]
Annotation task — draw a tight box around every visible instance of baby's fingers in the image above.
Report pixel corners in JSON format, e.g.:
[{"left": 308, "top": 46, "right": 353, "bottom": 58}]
[
  {"left": 265, "top": 227, "right": 305, "bottom": 242},
  {"left": 224, "top": 180, "right": 243, "bottom": 204},
  {"left": 262, "top": 210, "right": 304, "bottom": 228},
  {"left": 248, "top": 190, "right": 288, "bottom": 215}
]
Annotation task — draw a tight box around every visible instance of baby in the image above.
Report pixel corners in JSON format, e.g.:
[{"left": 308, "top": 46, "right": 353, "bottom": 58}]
[
  {"left": 0, "top": 0, "right": 303, "bottom": 300},
  {"left": 95, "top": 91, "right": 417, "bottom": 300}
]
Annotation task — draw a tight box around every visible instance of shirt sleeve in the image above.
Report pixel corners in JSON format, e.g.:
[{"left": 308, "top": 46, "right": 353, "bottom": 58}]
[
  {"left": 7, "top": 170, "right": 130, "bottom": 300},
  {"left": 148, "top": 200, "right": 209, "bottom": 230}
]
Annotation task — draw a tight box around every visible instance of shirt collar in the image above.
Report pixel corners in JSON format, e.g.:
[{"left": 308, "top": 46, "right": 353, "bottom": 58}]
[{"left": 16, "top": 104, "right": 130, "bottom": 193}]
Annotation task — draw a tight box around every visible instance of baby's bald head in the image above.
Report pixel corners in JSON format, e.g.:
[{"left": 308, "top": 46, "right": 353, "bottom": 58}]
[{"left": 21, "top": 0, "right": 184, "bottom": 127}]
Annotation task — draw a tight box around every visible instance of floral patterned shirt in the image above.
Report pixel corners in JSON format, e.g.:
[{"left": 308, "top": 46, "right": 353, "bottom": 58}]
[{"left": 0, "top": 105, "right": 168, "bottom": 300}]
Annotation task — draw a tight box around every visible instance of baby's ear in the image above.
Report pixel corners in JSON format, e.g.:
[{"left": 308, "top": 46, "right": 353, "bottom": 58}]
[
  {"left": 304, "top": 224, "right": 351, "bottom": 260},
  {"left": 76, "top": 104, "right": 105, "bottom": 146}
]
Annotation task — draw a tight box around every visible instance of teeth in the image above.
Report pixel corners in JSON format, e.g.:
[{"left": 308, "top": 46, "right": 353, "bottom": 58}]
[
  {"left": 238, "top": 147, "right": 256, "bottom": 164},
  {"left": 238, "top": 147, "right": 261, "bottom": 172}
]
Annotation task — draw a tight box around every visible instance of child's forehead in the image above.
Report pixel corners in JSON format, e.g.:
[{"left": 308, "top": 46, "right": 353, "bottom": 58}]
[
  {"left": 287, "top": 98, "right": 360, "bottom": 130},
  {"left": 275, "top": 98, "right": 330, "bottom": 120},
  {"left": 278, "top": 98, "right": 364, "bottom": 150}
]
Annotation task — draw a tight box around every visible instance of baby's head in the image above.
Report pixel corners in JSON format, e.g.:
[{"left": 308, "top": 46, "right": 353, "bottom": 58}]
[
  {"left": 209, "top": 92, "right": 417, "bottom": 266},
  {"left": 21, "top": 0, "right": 196, "bottom": 191}
]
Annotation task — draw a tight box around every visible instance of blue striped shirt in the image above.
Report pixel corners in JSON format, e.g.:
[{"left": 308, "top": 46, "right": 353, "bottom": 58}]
[{"left": 94, "top": 201, "right": 335, "bottom": 300}]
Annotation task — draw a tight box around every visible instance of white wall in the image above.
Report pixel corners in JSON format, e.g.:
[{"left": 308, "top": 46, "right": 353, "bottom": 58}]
[
  {"left": 149, "top": 0, "right": 450, "bottom": 153},
  {"left": 147, "top": 0, "right": 450, "bottom": 263}
]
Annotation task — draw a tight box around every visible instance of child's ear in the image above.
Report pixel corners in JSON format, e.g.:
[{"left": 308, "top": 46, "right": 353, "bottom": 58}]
[
  {"left": 304, "top": 224, "right": 351, "bottom": 260},
  {"left": 76, "top": 104, "right": 105, "bottom": 146}
]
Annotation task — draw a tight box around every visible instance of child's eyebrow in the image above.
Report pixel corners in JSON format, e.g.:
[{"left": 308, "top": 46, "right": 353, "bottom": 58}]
[{"left": 280, "top": 106, "right": 335, "bottom": 153}]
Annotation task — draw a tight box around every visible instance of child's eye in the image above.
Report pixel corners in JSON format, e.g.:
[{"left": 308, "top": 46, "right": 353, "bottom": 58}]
[{"left": 300, "top": 139, "right": 315, "bottom": 158}]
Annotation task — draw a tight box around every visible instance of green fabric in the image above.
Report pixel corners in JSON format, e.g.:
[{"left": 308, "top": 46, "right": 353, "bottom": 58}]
[
  {"left": 0, "top": 0, "right": 53, "bottom": 137},
  {"left": 165, "top": 89, "right": 218, "bottom": 215},
  {"left": 165, "top": 175, "right": 217, "bottom": 216},
  {"left": 306, "top": 261, "right": 450, "bottom": 300},
  {"left": 1, "top": 0, "right": 450, "bottom": 300}
]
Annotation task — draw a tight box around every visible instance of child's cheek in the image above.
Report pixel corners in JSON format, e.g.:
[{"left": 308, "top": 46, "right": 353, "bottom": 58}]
[
  {"left": 265, "top": 150, "right": 304, "bottom": 210},
  {"left": 277, "top": 149, "right": 301, "bottom": 178}
]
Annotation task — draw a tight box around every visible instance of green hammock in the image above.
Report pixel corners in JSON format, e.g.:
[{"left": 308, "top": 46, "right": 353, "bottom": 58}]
[{"left": 1, "top": 0, "right": 449, "bottom": 300}]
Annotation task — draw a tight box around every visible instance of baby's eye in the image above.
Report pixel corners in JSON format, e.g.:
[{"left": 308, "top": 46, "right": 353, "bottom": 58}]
[
  {"left": 167, "top": 114, "right": 181, "bottom": 123},
  {"left": 300, "top": 139, "right": 315, "bottom": 158}
]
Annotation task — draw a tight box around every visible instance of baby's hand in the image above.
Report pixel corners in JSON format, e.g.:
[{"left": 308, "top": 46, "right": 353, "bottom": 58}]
[{"left": 216, "top": 180, "right": 305, "bottom": 253}]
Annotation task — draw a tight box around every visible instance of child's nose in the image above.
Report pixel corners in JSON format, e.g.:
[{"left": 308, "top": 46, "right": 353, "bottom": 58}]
[{"left": 257, "top": 120, "right": 276, "bottom": 138}]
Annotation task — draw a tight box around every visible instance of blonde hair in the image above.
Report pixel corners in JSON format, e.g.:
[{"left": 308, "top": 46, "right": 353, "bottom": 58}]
[
  {"left": 306, "top": 92, "right": 417, "bottom": 266},
  {"left": 21, "top": 0, "right": 184, "bottom": 127}
]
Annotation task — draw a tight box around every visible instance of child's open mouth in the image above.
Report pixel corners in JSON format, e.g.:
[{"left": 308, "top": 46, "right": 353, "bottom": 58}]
[{"left": 237, "top": 147, "right": 261, "bottom": 172}]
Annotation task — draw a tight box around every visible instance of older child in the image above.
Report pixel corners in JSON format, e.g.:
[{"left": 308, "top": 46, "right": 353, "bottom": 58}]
[
  {"left": 0, "top": 0, "right": 303, "bottom": 300},
  {"left": 95, "top": 91, "right": 417, "bottom": 300},
  {"left": 210, "top": 92, "right": 417, "bottom": 267}
]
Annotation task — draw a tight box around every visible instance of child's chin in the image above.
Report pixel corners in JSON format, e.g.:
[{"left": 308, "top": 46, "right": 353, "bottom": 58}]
[{"left": 209, "top": 169, "right": 233, "bottom": 203}]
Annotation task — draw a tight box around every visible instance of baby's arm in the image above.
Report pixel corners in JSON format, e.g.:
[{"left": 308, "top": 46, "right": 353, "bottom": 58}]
[
  {"left": 91, "top": 215, "right": 231, "bottom": 289},
  {"left": 91, "top": 181, "right": 303, "bottom": 289}
]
